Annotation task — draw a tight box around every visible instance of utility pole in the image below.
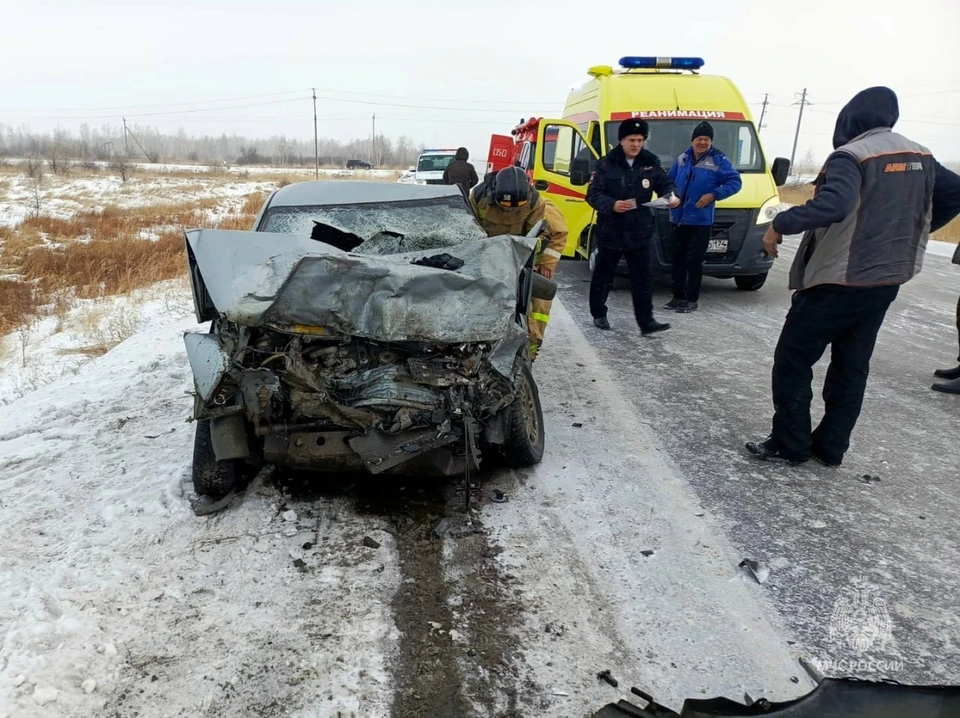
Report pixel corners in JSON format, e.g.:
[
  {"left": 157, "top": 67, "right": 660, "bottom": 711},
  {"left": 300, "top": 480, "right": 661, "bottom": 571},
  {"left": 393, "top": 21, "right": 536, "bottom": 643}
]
[
  {"left": 122, "top": 117, "right": 129, "bottom": 156},
  {"left": 372, "top": 113, "right": 376, "bottom": 165},
  {"left": 757, "top": 93, "right": 769, "bottom": 133},
  {"left": 312, "top": 88, "right": 319, "bottom": 179},
  {"left": 790, "top": 88, "right": 811, "bottom": 172}
]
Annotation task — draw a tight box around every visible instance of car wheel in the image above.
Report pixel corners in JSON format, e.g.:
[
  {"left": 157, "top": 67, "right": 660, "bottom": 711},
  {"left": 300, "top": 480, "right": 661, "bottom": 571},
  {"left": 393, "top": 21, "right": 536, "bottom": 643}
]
[
  {"left": 192, "top": 418, "right": 241, "bottom": 498},
  {"left": 501, "top": 361, "right": 545, "bottom": 467},
  {"left": 735, "top": 272, "right": 768, "bottom": 291}
]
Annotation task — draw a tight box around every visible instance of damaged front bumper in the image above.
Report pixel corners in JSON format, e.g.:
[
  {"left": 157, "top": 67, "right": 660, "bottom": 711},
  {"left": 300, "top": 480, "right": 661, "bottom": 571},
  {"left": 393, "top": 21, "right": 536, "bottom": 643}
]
[{"left": 184, "top": 322, "right": 524, "bottom": 477}]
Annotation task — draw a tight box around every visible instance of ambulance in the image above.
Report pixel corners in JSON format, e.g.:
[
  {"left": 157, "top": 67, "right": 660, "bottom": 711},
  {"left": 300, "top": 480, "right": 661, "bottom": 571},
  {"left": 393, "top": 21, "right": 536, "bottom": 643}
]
[
  {"left": 488, "top": 56, "right": 790, "bottom": 291},
  {"left": 413, "top": 148, "right": 459, "bottom": 185}
]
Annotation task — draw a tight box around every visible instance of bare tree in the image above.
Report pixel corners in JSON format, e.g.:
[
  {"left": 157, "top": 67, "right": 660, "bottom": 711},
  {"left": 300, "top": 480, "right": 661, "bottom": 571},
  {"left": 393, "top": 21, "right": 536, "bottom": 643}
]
[
  {"left": 22, "top": 154, "right": 45, "bottom": 215},
  {"left": 24, "top": 153, "right": 44, "bottom": 182},
  {"left": 47, "top": 129, "right": 72, "bottom": 175},
  {"left": 109, "top": 153, "right": 133, "bottom": 183}
]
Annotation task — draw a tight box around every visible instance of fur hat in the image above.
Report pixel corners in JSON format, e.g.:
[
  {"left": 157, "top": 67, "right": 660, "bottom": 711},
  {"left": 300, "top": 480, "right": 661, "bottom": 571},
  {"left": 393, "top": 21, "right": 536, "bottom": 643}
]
[{"left": 618, "top": 118, "right": 649, "bottom": 141}]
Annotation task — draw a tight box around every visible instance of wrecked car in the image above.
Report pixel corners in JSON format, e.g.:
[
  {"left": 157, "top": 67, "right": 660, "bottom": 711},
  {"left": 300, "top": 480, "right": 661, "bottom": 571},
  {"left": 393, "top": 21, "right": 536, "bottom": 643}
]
[{"left": 182, "top": 181, "right": 548, "bottom": 500}]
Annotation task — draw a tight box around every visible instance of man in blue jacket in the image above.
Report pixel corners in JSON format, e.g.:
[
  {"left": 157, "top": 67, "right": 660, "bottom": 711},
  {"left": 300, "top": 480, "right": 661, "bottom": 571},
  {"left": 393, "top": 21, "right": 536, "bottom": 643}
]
[
  {"left": 746, "top": 87, "right": 960, "bottom": 467},
  {"left": 587, "top": 118, "right": 680, "bottom": 336},
  {"left": 666, "top": 122, "right": 742, "bottom": 313}
]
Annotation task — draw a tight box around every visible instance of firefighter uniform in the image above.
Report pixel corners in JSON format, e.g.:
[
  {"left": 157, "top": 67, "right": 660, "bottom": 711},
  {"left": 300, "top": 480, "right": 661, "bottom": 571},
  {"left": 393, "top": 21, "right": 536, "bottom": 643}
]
[{"left": 469, "top": 176, "right": 568, "bottom": 360}]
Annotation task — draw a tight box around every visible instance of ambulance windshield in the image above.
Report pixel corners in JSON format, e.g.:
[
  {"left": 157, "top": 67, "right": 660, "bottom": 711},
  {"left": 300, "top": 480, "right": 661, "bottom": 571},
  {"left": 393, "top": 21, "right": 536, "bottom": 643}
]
[{"left": 605, "top": 120, "right": 764, "bottom": 172}]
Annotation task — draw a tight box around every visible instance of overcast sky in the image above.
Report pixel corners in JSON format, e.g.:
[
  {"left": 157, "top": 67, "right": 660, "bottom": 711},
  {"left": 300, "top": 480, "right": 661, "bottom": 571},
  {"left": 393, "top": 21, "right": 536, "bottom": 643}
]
[{"left": 2, "top": 0, "right": 958, "bottom": 165}]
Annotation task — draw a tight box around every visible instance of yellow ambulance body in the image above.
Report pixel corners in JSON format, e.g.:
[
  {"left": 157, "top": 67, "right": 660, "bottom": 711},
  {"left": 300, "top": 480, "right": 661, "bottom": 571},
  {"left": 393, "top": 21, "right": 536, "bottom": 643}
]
[{"left": 514, "top": 56, "right": 789, "bottom": 290}]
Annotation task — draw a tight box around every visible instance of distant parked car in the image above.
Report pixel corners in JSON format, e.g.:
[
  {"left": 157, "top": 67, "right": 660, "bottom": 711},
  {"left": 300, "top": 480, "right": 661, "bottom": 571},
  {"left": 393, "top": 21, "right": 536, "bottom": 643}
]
[{"left": 346, "top": 159, "right": 373, "bottom": 170}]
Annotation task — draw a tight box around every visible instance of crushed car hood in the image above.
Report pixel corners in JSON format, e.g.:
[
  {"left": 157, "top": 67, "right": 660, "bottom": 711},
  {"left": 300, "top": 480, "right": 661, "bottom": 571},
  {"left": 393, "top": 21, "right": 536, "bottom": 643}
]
[{"left": 184, "top": 228, "right": 538, "bottom": 344}]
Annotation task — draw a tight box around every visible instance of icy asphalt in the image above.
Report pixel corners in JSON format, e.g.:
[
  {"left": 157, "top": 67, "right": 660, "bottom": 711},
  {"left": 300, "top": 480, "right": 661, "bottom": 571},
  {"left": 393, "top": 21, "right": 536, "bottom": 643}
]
[{"left": 551, "top": 235, "right": 960, "bottom": 688}]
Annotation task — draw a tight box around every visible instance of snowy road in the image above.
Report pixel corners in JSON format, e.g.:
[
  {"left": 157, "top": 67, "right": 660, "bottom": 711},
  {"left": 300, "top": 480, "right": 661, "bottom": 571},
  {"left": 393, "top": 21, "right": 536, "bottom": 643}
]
[
  {"left": 554, "top": 236, "right": 960, "bottom": 689},
  {"left": 1, "top": 236, "right": 958, "bottom": 717}
]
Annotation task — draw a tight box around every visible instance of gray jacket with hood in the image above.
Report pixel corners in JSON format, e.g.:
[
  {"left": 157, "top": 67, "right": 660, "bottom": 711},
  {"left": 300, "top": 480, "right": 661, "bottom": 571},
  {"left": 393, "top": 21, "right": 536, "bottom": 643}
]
[{"left": 772, "top": 87, "right": 960, "bottom": 291}]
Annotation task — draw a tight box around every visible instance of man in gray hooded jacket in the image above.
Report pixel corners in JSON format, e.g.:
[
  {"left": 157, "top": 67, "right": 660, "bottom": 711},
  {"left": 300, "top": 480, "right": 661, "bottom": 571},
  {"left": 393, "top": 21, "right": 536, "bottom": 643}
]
[{"left": 746, "top": 86, "right": 960, "bottom": 467}]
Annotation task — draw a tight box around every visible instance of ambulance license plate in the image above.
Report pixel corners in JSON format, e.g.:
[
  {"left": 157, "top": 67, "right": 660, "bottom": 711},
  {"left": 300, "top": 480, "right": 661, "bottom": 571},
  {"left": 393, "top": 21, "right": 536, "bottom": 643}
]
[{"left": 707, "top": 239, "right": 728, "bottom": 254}]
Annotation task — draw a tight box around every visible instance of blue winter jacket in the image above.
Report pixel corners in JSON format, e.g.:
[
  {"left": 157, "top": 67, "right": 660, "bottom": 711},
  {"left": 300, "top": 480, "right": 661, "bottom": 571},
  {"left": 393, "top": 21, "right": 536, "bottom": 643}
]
[{"left": 667, "top": 147, "right": 742, "bottom": 226}]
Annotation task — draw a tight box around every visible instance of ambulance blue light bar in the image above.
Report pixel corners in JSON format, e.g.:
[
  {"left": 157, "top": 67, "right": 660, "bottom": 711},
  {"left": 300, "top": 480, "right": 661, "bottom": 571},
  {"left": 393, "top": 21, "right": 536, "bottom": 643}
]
[{"left": 619, "top": 56, "right": 704, "bottom": 70}]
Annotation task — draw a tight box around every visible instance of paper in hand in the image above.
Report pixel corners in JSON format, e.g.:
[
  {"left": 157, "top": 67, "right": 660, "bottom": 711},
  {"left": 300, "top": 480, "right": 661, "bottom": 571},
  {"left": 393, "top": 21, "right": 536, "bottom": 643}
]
[{"left": 642, "top": 192, "right": 677, "bottom": 208}]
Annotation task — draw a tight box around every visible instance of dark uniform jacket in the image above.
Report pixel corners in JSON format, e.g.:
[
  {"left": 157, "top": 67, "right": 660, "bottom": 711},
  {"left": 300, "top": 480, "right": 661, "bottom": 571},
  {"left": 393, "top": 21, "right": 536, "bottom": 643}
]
[{"left": 586, "top": 145, "right": 676, "bottom": 252}]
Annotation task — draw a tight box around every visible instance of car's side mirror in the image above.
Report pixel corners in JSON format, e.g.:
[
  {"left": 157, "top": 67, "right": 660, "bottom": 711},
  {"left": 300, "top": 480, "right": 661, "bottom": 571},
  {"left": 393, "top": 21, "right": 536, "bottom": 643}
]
[
  {"left": 772, "top": 157, "right": 790, "bottom": 187},
  {"left": 570, "top": 158, "right": 592, "bottom": 186}
]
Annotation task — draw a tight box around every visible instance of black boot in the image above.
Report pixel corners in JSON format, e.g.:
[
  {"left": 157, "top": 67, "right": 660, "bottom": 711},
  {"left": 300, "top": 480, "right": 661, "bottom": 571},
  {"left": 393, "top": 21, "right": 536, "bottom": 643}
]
[
  {"left": 932, "top": 376, "right": 960, "bottom": 394},
  {"left": 933, "top": 365, "right": 960, "bottom": 380},
  {"left": 745, "top": 436, "right": 808, "bottom": 465},
  {"left": 663, "top": 297, "right": 684, "bottom": 310},
  {"left": 677, "top": 301, "right": 699, "bottom": 313},
  {"left": 640, "top": 319, "right": 670, "bottom": 336},
  {"left": 593, "top": 316, "right": 611, "bottom": 330}
]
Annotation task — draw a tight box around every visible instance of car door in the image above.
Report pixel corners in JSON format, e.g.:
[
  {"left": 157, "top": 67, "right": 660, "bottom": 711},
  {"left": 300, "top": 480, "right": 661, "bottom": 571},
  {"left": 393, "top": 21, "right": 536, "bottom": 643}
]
[{"left": 532, "top": 120, "right": 599, "bottom": 258}]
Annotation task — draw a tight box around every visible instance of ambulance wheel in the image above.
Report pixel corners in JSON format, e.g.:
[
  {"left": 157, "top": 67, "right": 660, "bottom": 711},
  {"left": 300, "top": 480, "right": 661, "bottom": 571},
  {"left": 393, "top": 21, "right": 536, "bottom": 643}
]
[
  {"left": 501, "top": 362, "right": 544, "bottom": 468},
  {"left": 735, "top": 273, "right": 768, "bottom": 291}
]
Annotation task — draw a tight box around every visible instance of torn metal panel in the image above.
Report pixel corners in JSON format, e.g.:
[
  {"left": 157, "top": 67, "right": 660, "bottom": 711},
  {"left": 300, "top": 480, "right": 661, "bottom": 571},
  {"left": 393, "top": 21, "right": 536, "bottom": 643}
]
[
  {"left": 348, "top": 426, "right": 459, "bottom": 475},
  {"left": 183, "top": 332, "right": 231, "bottom": 402},
  {"left": 332, "top": 364, "right": 442, "bottom": 411},
  {"left": 183, "top": 227, "right": 538, "bottom": 343}
]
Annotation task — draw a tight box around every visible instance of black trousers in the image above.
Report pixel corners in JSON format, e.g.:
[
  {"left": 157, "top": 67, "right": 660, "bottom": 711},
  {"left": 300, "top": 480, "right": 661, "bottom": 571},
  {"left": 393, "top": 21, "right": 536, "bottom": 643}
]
[
  {"left": 770, "top": 284, "right": 899, "bottom": 462},
  {"left": 955, "top": 293, "right": 960, "bottom": 363},
  {"left": 671, "top": 224, "right": 711, "bottom": 302},
  {"left": 589, "top": 244, "right": 653, "bottom": 328}
]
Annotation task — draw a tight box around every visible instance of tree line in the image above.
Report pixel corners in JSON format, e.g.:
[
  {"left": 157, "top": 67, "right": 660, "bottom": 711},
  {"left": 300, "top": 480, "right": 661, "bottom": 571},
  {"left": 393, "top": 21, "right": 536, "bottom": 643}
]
[{"left": 0, "top": 122, "right": 426, "bottom": 169}]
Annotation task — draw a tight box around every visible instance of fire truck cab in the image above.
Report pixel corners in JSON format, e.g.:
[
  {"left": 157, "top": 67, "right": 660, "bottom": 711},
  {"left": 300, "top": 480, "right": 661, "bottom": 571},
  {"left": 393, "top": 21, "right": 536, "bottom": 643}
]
[{"left": 486, "top": 56, "right": 791, "bottom": 291}]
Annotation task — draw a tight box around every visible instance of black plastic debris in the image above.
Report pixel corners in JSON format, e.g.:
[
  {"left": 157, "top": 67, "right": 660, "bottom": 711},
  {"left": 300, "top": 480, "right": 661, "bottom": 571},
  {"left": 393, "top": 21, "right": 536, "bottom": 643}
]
[
  {"left": 411, "top": 253, "right": 465, "bottom": 271},
  {"left": 572, "top": 422, "right": 583, "bottom": 428},
  {"left": 491, "top": 490, "right": 509, "bottom": 503},
  {"left": 362, "top": 536, "right": 381, "bottom": 549},
  {"left": 738, "top": 558, "right": 770, "bottom": 584},
  {"left": 292, "top": 558, "right": 306, "bottom": 569},
  {"left": 302, "top": 542, "right": 314, "bottom": 550},
  {"left": 640, "top": 549, "right": 655, "bottom": 557},
  {"left": 859, "top": 474, "right": 882, "bottom": 484},
  {"left": 597, "top": 669, "right": 619, "bottom": 688},
  {"left": 433, "top": 518, "right": 452, "bottom": 538}
]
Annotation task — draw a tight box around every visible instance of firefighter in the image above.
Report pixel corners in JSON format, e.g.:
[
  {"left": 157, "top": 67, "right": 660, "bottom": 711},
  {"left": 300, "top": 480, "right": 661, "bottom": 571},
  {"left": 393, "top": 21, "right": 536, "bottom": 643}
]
[{"left": 469, "top": 166, "right": 568, "bottom": 360}]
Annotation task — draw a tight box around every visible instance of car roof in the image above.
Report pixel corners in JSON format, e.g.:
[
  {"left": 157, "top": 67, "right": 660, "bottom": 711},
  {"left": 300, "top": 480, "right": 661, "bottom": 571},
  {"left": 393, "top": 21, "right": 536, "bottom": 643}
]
[{"left": 266, "top": 180, "right": 464, "bottom": 208}]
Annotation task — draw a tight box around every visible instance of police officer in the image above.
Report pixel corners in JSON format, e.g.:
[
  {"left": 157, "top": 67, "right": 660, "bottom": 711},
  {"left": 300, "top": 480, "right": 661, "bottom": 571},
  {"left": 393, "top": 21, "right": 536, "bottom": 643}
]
[
  {"left": 586, "top": 118, "right": 680, "bottom": 336},
  {"left": 470, "top": 166, "right": 568, "bottom": 360}
]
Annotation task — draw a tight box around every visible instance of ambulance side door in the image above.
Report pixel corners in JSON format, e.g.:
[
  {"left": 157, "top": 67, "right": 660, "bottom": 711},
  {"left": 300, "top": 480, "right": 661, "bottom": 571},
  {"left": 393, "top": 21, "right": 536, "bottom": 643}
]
[{"left": 532, "top": 120, "right": 599, "bottom": 258}]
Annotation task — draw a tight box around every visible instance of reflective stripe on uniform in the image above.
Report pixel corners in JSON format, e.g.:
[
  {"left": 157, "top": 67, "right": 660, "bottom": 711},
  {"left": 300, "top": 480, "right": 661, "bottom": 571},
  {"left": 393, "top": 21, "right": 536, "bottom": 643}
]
[
  {"left": 531, "top": 312, "right": 551, "bottom": 324},
  {"left": 542, "top": 248, "right": 562, "bottom": 259}
]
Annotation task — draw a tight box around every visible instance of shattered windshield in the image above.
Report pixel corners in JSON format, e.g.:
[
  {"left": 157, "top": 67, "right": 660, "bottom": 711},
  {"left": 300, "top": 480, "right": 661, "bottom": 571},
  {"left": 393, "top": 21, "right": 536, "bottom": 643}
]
[{"left": 259, "top": 196, "right": 488, "bottom": 255}]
